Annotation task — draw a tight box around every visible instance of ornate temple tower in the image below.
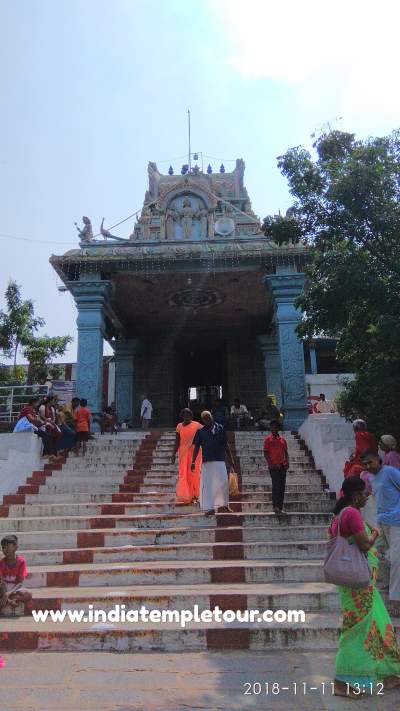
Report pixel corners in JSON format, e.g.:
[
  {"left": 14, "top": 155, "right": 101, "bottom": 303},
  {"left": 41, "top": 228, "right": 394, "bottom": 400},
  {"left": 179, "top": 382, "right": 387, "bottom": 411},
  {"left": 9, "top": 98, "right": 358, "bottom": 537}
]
[{"left": 51, "top": 160, "right": 309, "bottom": 428}]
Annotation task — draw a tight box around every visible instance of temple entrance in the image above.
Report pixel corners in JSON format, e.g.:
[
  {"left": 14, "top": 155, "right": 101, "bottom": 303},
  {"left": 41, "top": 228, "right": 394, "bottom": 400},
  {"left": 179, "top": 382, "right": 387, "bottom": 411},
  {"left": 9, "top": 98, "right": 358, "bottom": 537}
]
[{"left": 173, "top": 341, "right": 228, "bottom": 422}]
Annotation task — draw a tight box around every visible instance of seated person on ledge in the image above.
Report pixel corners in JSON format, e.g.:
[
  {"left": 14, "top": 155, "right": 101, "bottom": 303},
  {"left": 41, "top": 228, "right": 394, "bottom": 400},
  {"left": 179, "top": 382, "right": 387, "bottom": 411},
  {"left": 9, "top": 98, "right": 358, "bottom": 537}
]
[
  {"left": 102, "top": 406, "right": 118, "bottom": 434},
  {"left": 263, "top": 397, "right": 282, "bottom": 427},
  {"left": 230, "top": 398, "right": 252, "bottom": 430},
  {"left": 0, "top": 535, "right": 31, "bottom": 614}
]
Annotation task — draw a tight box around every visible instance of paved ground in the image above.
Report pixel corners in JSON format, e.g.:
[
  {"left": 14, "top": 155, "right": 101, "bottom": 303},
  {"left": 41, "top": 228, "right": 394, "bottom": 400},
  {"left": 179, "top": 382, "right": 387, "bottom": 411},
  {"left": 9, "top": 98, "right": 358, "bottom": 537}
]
[{"left": 0, "top": 650, "right": 398, "bottom": 711}]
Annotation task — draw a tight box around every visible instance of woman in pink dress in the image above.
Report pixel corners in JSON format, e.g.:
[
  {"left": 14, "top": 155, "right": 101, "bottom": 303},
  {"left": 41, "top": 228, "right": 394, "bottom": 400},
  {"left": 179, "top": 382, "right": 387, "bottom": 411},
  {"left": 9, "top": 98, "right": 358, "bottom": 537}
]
[{"left": 171, "top": 409, "right": 203, "bottom": 504}]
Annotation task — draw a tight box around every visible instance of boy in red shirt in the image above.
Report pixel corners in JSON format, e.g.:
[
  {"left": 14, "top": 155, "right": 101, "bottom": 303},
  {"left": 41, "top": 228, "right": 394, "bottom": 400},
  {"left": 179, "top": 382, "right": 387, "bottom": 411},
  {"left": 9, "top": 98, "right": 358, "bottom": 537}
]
[
  {"left": 0, "top": 535, "right": 31, "bottom": 613},
  {"left": 263, "top": 420, "right": 289, "bottom": 514},
  {"left": 74, "top": 398, "right": 92, "bottom": 457}
]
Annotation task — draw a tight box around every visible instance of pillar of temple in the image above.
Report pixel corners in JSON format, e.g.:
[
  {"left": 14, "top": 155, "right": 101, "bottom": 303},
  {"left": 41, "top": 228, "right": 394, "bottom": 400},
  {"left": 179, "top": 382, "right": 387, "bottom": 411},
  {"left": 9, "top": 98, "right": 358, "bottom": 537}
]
[
  {"left": 114, "top": 339, "right": 137, "bottom": 423},
  {"left": 265, "top": 272, "right": 308, "bottom": 429},
  {"left": 70, "top": 279, "right": 111, "bottom": 422},
  {"left": 257, "top": 330, "right": 283, "bottom": 406}
]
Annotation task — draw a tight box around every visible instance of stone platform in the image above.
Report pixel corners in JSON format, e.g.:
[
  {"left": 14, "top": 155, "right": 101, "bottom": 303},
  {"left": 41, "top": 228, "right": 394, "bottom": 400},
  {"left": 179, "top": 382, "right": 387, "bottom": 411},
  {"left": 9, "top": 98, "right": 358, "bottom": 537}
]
[{"left": 0, "top": 650, "right": 398, "bottom": 711}]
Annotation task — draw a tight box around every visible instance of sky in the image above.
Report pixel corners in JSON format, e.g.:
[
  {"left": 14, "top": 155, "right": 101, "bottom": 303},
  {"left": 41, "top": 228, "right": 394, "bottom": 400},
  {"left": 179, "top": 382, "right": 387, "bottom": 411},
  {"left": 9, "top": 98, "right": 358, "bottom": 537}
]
[{"left": 0, "top": 0, "right": 399, "bottom": 363}]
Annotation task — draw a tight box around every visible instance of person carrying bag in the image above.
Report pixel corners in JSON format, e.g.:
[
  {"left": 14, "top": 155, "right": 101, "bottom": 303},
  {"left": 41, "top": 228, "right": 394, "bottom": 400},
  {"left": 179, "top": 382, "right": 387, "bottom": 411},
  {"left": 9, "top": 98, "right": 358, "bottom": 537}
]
[
  {"left": 327, "top": 476, "right": 400, "bottom": 699},
  {"left": 324, "top": 506, "right": 371, "bottom": 587}
]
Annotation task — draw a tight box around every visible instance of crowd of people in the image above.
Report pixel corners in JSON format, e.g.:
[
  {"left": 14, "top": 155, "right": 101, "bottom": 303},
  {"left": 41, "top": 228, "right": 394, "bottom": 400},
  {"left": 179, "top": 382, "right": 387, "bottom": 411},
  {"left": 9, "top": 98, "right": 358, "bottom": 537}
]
[
  {"left": 171, "top": 406, "right": 400, "bottom": 695},
  {"left": 6, "top": 391, "right": 400, "bottom": 693},
  {"left": 171, "top": 404, "right": 288, "bottom": 519},
  {"left": 328, "top": 418, "right": 400, "bottom": 697},
  {"left": 13, "top": 395, "right": 92, "bottom": 459},
  {"left": 195, "top": 395, "right": 283, "bottom": 432}
]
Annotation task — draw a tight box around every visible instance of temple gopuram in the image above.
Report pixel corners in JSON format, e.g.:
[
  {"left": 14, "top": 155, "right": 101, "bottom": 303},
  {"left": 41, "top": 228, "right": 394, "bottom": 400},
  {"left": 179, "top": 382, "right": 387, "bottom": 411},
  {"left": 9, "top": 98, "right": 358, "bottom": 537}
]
[{"left": 50, "top": 159, "right": 310, "bottom": 428}]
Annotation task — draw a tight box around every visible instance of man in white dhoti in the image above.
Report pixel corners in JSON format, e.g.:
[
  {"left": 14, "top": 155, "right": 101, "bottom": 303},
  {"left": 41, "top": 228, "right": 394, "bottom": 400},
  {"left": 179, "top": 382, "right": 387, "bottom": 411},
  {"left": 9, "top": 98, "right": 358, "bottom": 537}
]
[{"left": 191, "top": 411, "right": 236, "bottom": 517}]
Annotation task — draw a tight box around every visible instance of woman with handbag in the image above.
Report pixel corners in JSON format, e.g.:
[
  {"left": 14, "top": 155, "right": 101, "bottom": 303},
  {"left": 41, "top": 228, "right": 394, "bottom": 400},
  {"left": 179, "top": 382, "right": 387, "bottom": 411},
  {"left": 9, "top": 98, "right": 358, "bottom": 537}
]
[{"left": 328, "top": 476, "right": 400, "bottom": 698}]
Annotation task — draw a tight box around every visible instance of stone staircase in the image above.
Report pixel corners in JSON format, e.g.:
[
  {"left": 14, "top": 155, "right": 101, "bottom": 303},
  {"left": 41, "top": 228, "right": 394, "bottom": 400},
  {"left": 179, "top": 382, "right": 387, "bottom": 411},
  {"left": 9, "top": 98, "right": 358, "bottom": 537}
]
[{"left": 0, "top": 429, "right": 398, "bottom": 652}]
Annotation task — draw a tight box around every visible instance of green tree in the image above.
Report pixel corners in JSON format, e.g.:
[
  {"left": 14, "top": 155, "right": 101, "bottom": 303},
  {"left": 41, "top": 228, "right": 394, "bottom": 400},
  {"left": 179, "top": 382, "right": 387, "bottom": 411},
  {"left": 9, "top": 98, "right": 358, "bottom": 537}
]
[
  {"left": 0, "top": 364, "right": 26, "bottom": 385},
  {"left": 23, "top": 335, "right": 72, "bottom": 384},
  {"left": 0, "top": 281, "right": 72, "bottom": 385},
  {"left": 0, "top": 281, "right": 45, "bottom": 374},
  {"left": 262, "top": 211, "right": 302, "bottom": 245},
  {"left": 274, "top": 129, "right": 400, "bottom": 438}
]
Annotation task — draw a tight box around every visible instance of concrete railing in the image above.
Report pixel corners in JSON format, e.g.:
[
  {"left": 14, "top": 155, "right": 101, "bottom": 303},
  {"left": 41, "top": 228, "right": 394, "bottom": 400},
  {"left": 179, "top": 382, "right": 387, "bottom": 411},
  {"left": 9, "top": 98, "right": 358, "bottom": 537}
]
[
  {"left": 299, "top": 414, "right": 354, "bottom": 494},
  {"left": 0, "top": 432, "right": 43, "bottom": 497},
  {"left": 0, "top": 384, "right": 49, "bottom": 423}
]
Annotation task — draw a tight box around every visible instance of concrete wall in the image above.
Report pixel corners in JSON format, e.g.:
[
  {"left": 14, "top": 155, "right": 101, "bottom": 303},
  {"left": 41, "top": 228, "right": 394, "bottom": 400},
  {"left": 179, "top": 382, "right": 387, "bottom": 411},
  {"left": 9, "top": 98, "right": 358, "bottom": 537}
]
[
  {"left": 0, "top": 432, "right": 42, "bottom": 497},
  {"left": 305, "top": 373, "right": 353, "bottom": 400},
  {"left": 299, "top": 414, "right": 354, "bottom": 494},
  {"left": 300, "top": 414, "right": 380, "bottom": 528}
]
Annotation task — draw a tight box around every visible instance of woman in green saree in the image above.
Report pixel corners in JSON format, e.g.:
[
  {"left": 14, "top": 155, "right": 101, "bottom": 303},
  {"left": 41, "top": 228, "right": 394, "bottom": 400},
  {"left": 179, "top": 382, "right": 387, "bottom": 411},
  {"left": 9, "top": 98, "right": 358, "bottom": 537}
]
[{"left": 329, "top": 476, "right": 400, "bottom": 699}]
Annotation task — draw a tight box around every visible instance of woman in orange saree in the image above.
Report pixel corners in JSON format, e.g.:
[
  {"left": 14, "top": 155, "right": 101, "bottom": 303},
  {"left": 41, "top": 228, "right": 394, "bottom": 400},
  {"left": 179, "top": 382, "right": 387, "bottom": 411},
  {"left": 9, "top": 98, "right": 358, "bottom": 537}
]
[{"left": 171, "top": 409, "right": 203, "bottom": 504}]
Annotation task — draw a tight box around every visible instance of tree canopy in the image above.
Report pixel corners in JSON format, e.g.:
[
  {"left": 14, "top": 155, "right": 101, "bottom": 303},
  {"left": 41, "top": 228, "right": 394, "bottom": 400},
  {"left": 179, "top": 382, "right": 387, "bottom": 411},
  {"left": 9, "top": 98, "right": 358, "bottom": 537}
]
[
  {"left": 0, "top": 281, "right": 72, "bottom": 384},
  {"left": 0, "top": 281, "right": 45, "bottom": 371},
  {"left": 270, "top": 129, "right": 400, "bottom": 438},
  {"left": 24, "top": 335, "right": 72, "bottom": 384}
]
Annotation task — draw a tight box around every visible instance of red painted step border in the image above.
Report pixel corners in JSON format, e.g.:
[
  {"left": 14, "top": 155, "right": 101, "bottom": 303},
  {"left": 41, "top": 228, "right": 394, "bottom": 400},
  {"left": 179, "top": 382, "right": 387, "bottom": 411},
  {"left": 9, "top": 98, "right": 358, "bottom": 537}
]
[
  {"left": 1, "top": 456, "right": 67, "bottom": 511},
  {"left": 209, "top": 432, "right": 249, "bottom": 649}
]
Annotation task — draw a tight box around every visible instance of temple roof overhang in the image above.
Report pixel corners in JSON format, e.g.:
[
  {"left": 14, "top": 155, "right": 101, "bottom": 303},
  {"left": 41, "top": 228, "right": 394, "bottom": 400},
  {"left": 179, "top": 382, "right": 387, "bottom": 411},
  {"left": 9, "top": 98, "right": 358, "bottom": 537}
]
[
  {"left": 50, "top": 241, "right": 310, "bottom": 341},
  {"left": 50, "top": 238, "right": 310, "bottom": 282}
]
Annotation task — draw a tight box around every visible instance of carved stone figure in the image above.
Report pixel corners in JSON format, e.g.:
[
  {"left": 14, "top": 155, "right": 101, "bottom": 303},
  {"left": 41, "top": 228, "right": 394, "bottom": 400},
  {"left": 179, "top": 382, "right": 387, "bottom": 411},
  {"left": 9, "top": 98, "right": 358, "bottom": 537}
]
[
  {"left": 180, "top": 198, "right": 194, "bottom": 239},
  {"left": 100, "top": 218, "right": 117, "bottom": 240},
  {"left": 128, "top": 215, "right": 140, "bottom": 240},
  {"left": 75, "top": 216, "right": 93, "bottom": 242},
  {"left": 151, "top": 205, "right": 163, "bottom": 240},
  {"left": 138, "top": 206, "right": 152, "bottom": 240},
  {"left": 197, "top": 207, "right": 208, "bottom": 239},
  {"left": 166, "top": 207, "right": 177, "bottom": 240}
]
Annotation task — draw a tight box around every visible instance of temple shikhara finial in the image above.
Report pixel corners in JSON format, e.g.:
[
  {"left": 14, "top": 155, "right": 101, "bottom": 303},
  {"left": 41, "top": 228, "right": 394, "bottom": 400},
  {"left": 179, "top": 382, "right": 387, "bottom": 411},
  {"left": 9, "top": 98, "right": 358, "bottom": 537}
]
[
  {"left": 128, "top": 157, "right": 259, "bottom": 242},
  {"left": 71, "top": 158, "right": 261, "bottom": 244}
]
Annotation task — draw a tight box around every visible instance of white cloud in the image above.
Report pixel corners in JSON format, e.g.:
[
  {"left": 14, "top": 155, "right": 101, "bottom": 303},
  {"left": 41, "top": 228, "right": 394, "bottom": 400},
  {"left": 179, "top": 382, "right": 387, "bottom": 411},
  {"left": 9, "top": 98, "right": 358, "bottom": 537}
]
[{"left": 206, "top": 0, "right": 400, "bottom": 127}]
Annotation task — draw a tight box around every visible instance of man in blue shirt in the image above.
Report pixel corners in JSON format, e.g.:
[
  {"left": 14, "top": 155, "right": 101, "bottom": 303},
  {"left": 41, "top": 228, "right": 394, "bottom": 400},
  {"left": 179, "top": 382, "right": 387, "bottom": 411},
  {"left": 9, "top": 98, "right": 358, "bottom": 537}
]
[
  {"left": 192, "top": 411, "right": 235, "bottom": 516},
  {"left": 362, "top": 450, "right": 400, "bottom": 612}
]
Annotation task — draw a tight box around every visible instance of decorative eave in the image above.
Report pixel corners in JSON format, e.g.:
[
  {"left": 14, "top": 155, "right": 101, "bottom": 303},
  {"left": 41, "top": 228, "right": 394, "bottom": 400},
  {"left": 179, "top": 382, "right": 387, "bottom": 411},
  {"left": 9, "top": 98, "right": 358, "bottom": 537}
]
[{"left": 50, "top": 237, "right": 311, "bottom": 284}]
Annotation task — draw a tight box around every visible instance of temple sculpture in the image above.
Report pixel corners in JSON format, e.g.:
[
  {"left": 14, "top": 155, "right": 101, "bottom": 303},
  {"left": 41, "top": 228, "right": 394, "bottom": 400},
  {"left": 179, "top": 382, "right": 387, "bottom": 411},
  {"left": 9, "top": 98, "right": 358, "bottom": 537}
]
[
  {"left": 126, "top": 159, "right": 260, "bottom": 242},
  {"left": 52, "top": 158, "right": 309, "bottom": 429},
  {"left": 74, "top": 216, "right": 93, "bottom": 242}
]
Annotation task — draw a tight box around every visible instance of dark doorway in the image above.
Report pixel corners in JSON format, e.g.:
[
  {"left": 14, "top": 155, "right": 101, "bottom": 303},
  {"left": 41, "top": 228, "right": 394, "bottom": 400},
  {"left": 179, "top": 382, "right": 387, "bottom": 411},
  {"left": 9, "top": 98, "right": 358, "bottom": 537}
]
[{"left": 173, "top": 342, "right": 228, "bottom": 423}]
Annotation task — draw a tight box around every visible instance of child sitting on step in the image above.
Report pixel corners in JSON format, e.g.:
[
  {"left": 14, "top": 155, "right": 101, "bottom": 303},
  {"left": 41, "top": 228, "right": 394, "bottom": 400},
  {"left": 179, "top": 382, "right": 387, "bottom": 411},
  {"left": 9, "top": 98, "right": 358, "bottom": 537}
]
[{"left": 0, "top": 535, "right": 31, "bottom": 614}]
